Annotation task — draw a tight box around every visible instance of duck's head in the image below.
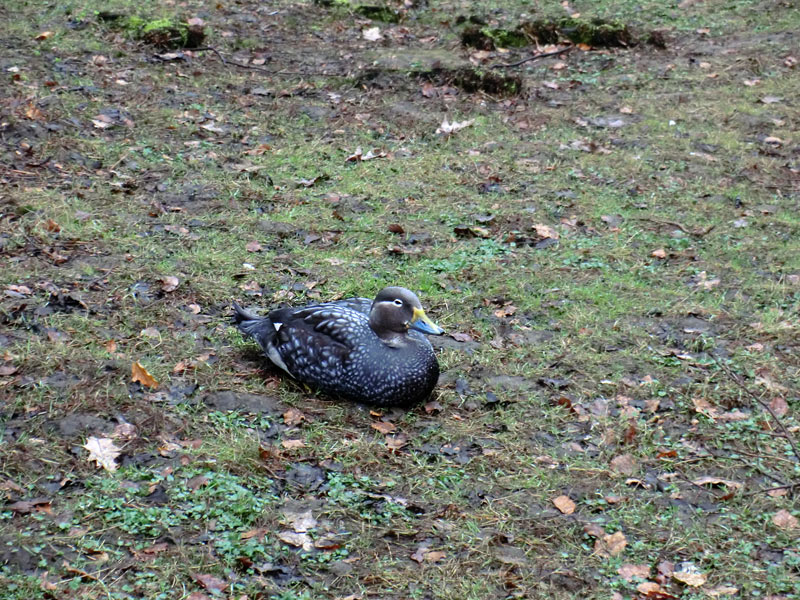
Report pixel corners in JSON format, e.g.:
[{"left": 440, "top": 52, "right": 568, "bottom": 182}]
[{"left": 369, "top": 286, "right": 444, "bottom": 341}]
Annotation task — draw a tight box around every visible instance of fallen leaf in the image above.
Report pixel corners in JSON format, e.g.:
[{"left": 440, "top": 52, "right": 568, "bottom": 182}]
[
  {"left": 692, "top": 476, "right": 743, "bottom": 490},
  {"left": 637, "top": 581, "right": 667, "bottom": 595},
  {"left": 0, "top": 364, "right": 18, "bottom": 376},
  {"left": 187, "top": 303, "right": 202, "bottom": 314},
  {"left": 436, "top": 117, "right": 475, "bottom": 135},
  {"left": 768, "top": 397, "right": 789, "bottom": 417},
  {"left": 450, "top": 332, "right": 473, "bottom": 343},
  {"left": 386, "top": 433, "right": 409, "bottom": 451},
  {"left": 371, "top": 421, "right": 396, "bottom": 435},
  {"left": 618, "top": 563, "right": 650, "bottom": 581},
  {"left": 532, "top": 223, "right": 559, "bottom": 240},
  {"left": 281, "top": 439, "right": 305, "bottom": 449},
  {"left": 83, "top": 437, "right": 121, "bottom": 472},
  {"left": 552, "top": 494, "right": 576, "bottom": 514},
  {"left": 760, "top": 96, "right": 782, "bottom": 104},
  {"left": 772, "top": 509, "right": 798, "bottom": 529},
  {"left": 695, "top": 271, "right": 721, "bottom": 290},
  {"left": 246, "top": 240, "right": 263, "bottom": 252},
  {"left": 673, "top": 561, "right": 707, "bottom": 587},
  {"left": 595, "top": 530, "right": 627, "bottom": 557},
  {"left": 35, "top": 31, "right": 54, "bottom": 41},
  {"left": 186, "top": 475, "right": 209, "bottom": 490},
  {"left": 362, "top": 26, "right": 382, "bottom": 41},
  {"left": 131, "top": 361, "right": 159, "bottom": 388},
  {"left": 283, "top": 509, "right": 317, "bottom": 533},
  {"left": 283, "top": 407, "right": 306, "bottom": 426},
  {"left": 6, "top": 498, "right": 51, "bottom": 514},
  {"left": 424, "top": 401, "right": 443, "bottom": 414},
  {"left": 651, "top": 248, "right": 667, "bottom": 259},
  {"left": 277, "top": 530, "right": 313, "bottom": 550},
  {"left": 706, "top": 586, "right": 739, "bottom": 597},
  {"left": 192, "top": 573, "right": 228, "bottom": 593},
  {"left": 161, "top": 276, "right": 179, "bottom": 293},
  {"left": 610, "top": 453, "right": 637, "bottom": 476}
]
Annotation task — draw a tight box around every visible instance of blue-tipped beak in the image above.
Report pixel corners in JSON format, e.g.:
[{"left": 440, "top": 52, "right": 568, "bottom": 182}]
[{"left": 409, "top": 307, "right": 445, "bottom": 335}]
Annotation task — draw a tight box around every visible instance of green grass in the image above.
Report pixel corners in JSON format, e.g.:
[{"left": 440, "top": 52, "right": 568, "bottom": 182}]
[{"left": 2, "top": 0, "right": 799, "bottom": 598}]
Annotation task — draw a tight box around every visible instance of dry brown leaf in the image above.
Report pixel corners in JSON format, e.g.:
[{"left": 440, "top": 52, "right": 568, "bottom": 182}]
[
  {"left": 284, "top": 509, "right": 317, "bottom": 533},
  {"left": 637, "top": 581, "right": 667, "bottom": 595},
  {"left": 192, "top": 573, "right": 228, "bottom": 593},
  {"left": 583, "top": 523, "right": 605, "bottom": 538},
  {"left": 610, "top": 453, "right": 637, "bottom": 476},
  {"left": 283, "top": 407, "right": 306, "bottom": 426},
  {"left": 532, "top": 223, "right": 559, "bottom": 240},
  {"left": 277, "top": 530, "right": 313, "bottom": 550},
  {"left": 552, "top": 494, "right": 576, "bottom": 515},
  {"left": 772, "top": 509, "right": 798, "bottom": 529},
  {"left": 246, "top": 240, "right": 263, "bottom": 252},
  {"left": 35, "top": 31, "right": 54, "bottom": 41},
  {"left": 161, "top": 276, "right": 179, "bottom": 293},
  {"left": 673, "top": 562, "right": 707, "bottom": 587},
  {"left": 706, "top": 586, "right": 740, "bottom": 597},
  {"left": 371, "top": 421, "right": 396, "bottom": 435},
  {"left": 131, "top": 361, "right": 158, "bottom": 388},
  {"left": 618, "top": 563, "right": 650, "bottom": 581},
  {"left": 436, "top": 117, "right": 475, "bottom": 135},
  {"left": 281, "top": 439, "right": 305, "bottom": 449},
  {"left": 386, "top": 433, "right": 409, "bottom": 451},
  {"left": 83, "top": 436, "right": 121, "bottom": 472},
  {"left": 651, "top": 248, "right": 667, "bottom": 259},
  {"left": 691, "top": 476, "right": 743, "bottom": 490},
  {"left": 768, "top": 397, "right": 789, "bottom": 418},
  {"left": 595, "top": 530, "right": 627, "bottom": 557}
]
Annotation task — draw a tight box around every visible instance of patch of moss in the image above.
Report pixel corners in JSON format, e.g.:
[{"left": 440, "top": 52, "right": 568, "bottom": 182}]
[
  {"left": 466, "top": 17, "right": 635, "bottom": 49},
  {"left": 460, "top": 26, "right": 528, "bottom": 50},
  {"left": 114, "top": 15, "right": 205, "bottom": 49},
  {"left": 558, "top": 17, "right": 634, "bottom": 47},
  {"left": 418, "top": 66, "right": 522, "bottom": 96},
  {"left": 355, "top": 5, "right": 402, "bottom": 23}
]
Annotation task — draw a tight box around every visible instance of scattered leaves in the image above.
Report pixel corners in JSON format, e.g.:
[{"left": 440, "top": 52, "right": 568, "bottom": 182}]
[
  {"left": 83, "top": 437, "right": 121, "bottom": 472},
  {"left": 161, "top": 276, "right": 179, "bottom": 293},
  {"left": 192, "top": 573, "right": 228, "bottom": 593},
  {"left": 436, "top": 117, "right": 475, "bottom": 135},
  {"left": 672, "top": 562, "right": 707, "bottom": 587},
  {"left": 371, "top": 421, "right": 396, "bottom": 435},
  {"left": 610, "top": 453, "right": 637, "bottom": 476},
  {"left": 552, "top": 494, "right": 576, "bottom": 514},
  {"left": 618, "top": 564, "right": 650, "bottom": 581},
  {"left": 131, "top": 361, "right": 159, "bottom": 388},
  {"left": 772, "top": 509, "right": 798, "bottom": 529},
  {"left": 595, "top": 530, "right": 627, "bottom": 557}
]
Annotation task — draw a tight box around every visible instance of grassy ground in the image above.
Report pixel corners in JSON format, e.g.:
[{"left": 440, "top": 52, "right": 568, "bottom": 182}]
[{"left": 1, "top": 0, "right": 799, "bottom": 598}]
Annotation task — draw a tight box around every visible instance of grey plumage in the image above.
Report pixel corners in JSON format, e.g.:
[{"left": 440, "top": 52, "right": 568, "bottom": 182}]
[{"left": 232, "top": 287, "right": 444, "bottom": 406}]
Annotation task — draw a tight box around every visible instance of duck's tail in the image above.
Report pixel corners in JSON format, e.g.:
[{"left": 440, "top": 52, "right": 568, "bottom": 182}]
[{"left": 232, "top": 302, "right": 277, "bottom": 351}]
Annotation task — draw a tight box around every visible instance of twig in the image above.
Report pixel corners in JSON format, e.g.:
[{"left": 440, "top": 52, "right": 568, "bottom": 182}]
[
  {"left": 714, "top": 356, "right": 800, "bottom": 464},
  {"left": 490, "top": 46, "right": 574, "bottom": 69},
  {"left": 190, "top": 46, "right": 345, "bottom": 77},
  {"left": 741, "top": 482, "right": 800, "bottom": 498},
  {"left": 635, "top": 217, "right": 715, "bottom": 237}
]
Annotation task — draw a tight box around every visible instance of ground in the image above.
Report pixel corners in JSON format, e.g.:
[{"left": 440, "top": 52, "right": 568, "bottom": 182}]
[{"left": 1, "top": 0, "right": 799, "bottom": 598}]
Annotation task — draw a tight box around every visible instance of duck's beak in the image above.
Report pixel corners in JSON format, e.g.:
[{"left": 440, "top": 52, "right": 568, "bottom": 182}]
[{"left": 409, "top": 307, "right": 445, "bottom": 335}]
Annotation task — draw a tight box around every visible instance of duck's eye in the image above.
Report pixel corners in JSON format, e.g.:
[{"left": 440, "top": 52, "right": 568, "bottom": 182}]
[{"left": 393, "top": 299, "right": 403, "bottom": 307}]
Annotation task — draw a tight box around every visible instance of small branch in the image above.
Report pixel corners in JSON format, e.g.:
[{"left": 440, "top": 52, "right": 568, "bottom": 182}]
[
  {"left": 490, "top": 46, "right": 574, "bottom": 69},
  {"left": 635, "top": 217, "right": 715, "bottom": 237},
  {"left": 714, "top": 356, "right": 800, "bottom": 465},
  {"left": 190, "top": 46, "right": 348, "bottom": 77},
  {"left": 741, "top": 482, "right": 800, "bottom": 498}
]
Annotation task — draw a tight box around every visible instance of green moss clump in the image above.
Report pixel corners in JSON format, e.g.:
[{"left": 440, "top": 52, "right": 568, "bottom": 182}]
[
  {"left": 355, "top": 5, "right": 401, "bottom": 23},
  {"left": 557, "top": 18, "right": 634, "bottom": 47},
  {"left": 114, "top": 15, "right": 205, "bottom": 48}
]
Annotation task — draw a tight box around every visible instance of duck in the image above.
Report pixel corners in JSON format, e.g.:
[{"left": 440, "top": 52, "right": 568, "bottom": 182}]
[{"left": 232, "top": 287, "right": 445, "bottom": 406}]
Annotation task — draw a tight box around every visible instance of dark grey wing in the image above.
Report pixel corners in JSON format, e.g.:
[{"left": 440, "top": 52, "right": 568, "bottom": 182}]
[
  {"left": 279, "top": 304, "right": 370, "bottom": 349},
  {"left": 330, "top": 297, "right": 373, "bottom": 316}
]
